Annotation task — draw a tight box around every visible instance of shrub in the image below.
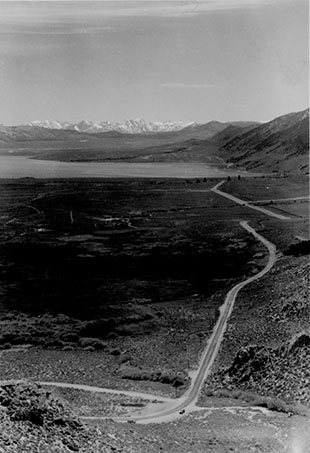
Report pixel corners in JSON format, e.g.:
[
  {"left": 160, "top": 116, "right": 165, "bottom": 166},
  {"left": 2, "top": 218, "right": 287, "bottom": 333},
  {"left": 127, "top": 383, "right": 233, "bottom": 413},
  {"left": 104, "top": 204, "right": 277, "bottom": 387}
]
[
  {"left": 55, "top": 314, "right": 77, "bottom": 325},
  {"left": 0, "top": 333, "right": 18, "bottom": 344},
  {"left": 251, "top": 396, "right": 266, "bottom": 406},
  {"left": 107, "top": 332, "right": 118, "bottom": 339},
  {"left": 115, "top": 325, "right": 138, "bottom": 336},
  {"left": 0, "top": 342, "right": 11, "bottom": 350},
  {"left": 241, "top": 391, "right": 259, "bottom": 403},
  {"left": 172, "top": 376, "right": 185, "bottom": 389},
  {"left": 79, "top": 337, "right": 107, "bottom": 350},
  {"left": 293, "top": 403, "right": 310, "bottom": 417},
  {"left": 204, "top": 388, "right": 214, "bottom": 397},
  {"left": 62, "top": 345, "right": 75, "bottom": 351},
  {"left": 266, "top": 397, "right": 287, "bottom": 412},
  {"left": 43, "top": 339, "right": 65, "bottom": 349},
  {"left": 109, "top": 348, "right": 121, "bottom": 356},
  {"left": 214, "top": 389, "right": 231, "bottom": 398},
  {"left": 284, "top": 240, "right": 310, "bottom": 256},
  {"left": 230, "top": 389, "right": 242, "bottom": 399},
  {"left": 120, "top": 366, "right": 187, "bottom": 386},
  {"left": 81, "top": 318, "right": 116, "bottom": 338},
  {"left": 118, "top": 353, "right": 132, "bottom": 364},
  {"left": 61, "top": 332, "right": 80, "bottom": 343},
  {"left": 213, "top": 388, "right": 310, "bottom": 417}
]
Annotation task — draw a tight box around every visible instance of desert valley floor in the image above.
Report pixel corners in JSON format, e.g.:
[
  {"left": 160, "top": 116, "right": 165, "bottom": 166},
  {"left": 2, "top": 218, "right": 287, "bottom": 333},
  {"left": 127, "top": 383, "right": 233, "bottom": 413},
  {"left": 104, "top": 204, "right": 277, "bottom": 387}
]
[{"left": 0, "top": 171, "right": 309, "bottom": 452}]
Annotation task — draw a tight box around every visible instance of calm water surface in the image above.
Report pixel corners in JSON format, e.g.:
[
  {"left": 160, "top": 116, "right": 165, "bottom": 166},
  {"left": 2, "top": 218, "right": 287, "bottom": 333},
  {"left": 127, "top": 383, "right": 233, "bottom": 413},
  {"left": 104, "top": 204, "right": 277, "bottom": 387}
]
[{"left": 0, "top": 156, "right": 257, "bottom": 179}]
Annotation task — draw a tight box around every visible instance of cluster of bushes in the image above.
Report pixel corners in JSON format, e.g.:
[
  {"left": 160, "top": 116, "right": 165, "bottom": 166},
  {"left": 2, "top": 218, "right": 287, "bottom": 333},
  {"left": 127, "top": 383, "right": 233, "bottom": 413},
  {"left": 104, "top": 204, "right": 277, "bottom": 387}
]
[
  {"left": 120, "top": 365, "right": 187, "bottom": 389},
  {"left": 284, "top": 240, "right": 310, "bottom": 256},
  {"left": 0, "top": 313, "right": 83, "bottom": 350},
  {"left": 204, "top": 387, "right": 310, "bottom": 416},
  {"left": 0, "top": 327, "right": 114, "bottom": 353},
  {"left": 0, "top": 304, "right": 159, "bottom": 351}
]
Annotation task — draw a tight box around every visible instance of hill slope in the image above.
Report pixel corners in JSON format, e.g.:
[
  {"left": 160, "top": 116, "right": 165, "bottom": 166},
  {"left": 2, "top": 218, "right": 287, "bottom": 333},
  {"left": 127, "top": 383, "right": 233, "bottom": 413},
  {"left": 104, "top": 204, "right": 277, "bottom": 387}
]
[
  {"left": 212, "top": 124, "right": 258, "bottom": 145},
  {"left": 221, "top": 108, "right": 309, "bottom": 174}
]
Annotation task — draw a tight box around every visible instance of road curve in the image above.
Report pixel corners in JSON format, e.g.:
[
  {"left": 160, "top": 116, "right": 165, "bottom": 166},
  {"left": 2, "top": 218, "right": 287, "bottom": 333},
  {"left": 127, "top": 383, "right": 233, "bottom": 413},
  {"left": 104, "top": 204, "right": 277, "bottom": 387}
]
[
  {"left": 81, "top": 220, "right": 277, "bottom": 424},
  {"left": 1, "top": 181, "right": 290, "bottom": 425},
  {"left": 0, "top": 379, "right": 172, "bottom": 403},
  {"left": 15, "top": 220, "right": 277, "bottom": 424},
  {"left": 211, "top": 180, "right": 291, "bottom": 220},
  {"left": 37, "top": 381, "right": 173, "bottom": 402}
]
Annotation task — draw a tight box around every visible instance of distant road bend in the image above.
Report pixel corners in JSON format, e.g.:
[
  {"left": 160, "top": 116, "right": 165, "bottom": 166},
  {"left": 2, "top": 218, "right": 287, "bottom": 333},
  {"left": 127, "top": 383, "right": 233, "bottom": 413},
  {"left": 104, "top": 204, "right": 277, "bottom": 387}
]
[{"left": 211, "top": 180, "right": 292, "bottom": 220}]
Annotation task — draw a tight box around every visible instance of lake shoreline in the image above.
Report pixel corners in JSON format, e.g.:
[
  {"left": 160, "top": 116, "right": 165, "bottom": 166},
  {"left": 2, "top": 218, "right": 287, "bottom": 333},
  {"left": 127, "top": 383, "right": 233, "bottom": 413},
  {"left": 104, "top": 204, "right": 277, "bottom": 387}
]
[{"left": 0, "top": 155, "right": 263, "bottom": 179}]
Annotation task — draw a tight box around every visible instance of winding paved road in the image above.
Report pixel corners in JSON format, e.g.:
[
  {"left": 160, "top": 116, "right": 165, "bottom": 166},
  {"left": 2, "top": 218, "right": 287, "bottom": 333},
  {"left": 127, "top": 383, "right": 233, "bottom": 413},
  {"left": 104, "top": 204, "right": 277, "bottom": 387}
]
[
  {"left": 38, "top": 219, "right": 276, "bottom": 424},
  {"left": 106, "top": 220, "right": 277, "bottom": 423},
  {"left": 27, "top": 180, "right": 283, "bottom": 423}
]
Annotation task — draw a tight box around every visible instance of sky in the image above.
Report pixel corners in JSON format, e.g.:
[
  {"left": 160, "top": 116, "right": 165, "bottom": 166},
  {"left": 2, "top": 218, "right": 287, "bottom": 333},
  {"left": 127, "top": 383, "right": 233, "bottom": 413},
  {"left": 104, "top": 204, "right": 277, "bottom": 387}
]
[{"left": 0, "top": 0, "right": 308, "bottom": 125}]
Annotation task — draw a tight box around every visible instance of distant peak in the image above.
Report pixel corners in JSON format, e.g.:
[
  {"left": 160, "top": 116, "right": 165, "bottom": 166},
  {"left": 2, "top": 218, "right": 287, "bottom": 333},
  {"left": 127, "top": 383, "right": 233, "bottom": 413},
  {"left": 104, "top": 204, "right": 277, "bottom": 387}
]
[{"left": 24, "top": 118, "right": 197, "bottom": 134}]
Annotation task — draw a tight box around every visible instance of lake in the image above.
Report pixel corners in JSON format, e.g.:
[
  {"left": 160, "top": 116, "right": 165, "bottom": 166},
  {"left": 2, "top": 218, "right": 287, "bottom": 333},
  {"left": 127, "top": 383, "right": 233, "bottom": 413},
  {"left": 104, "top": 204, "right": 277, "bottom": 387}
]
[{"left": 0, "top": 156, "right": 258, "bottom": 179}]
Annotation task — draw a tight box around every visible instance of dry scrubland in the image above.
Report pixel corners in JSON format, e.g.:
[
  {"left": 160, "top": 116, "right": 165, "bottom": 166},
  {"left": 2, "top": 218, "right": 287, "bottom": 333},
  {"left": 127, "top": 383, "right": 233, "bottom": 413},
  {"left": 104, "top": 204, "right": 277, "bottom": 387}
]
[
  {"left": 0, "top": 177, "right": 267, "bottom": 395},
  {"left": 0, "top": 175, "right": 309, "bottom": 452}
]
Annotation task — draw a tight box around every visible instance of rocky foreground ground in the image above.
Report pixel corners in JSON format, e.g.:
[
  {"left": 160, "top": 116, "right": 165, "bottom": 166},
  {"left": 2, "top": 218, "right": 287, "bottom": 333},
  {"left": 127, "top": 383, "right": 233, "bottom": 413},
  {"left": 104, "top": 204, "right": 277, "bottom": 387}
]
[{"left": 1, "top": 380, "right": 310, "bottom": 453}]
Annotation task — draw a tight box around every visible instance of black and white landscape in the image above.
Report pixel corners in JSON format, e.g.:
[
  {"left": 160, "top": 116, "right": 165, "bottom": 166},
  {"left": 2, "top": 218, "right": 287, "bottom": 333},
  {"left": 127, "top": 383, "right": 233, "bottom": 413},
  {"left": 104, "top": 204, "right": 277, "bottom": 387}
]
[{"left": 0, "top": 1, "right": 309, "bottom": 452}]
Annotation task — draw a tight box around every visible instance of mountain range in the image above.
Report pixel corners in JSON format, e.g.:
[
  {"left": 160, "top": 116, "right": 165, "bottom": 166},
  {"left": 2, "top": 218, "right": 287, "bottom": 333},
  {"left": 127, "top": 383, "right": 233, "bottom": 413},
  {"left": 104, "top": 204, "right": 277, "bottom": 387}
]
[
  {"left": 0, "top": 118, "right": 259, "bottom": 142},
  {"left": 27, "top": 119, "right": 196, "bottom": 134},
  {"left": 0, "top": 108, "right": 308, "bottom": 174}
]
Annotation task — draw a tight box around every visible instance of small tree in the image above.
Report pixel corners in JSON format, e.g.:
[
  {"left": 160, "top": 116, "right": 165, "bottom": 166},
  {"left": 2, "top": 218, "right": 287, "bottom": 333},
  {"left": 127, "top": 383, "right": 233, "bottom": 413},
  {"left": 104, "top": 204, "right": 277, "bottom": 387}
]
[{"left": 172, "top": 377, "right": 184, "bottom": 397}]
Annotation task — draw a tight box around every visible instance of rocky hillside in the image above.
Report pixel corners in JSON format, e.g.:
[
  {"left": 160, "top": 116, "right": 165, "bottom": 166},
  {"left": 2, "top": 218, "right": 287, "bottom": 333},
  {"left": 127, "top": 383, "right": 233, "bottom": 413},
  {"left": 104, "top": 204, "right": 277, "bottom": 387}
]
[
  {"left": 212, "top": 124, "right": 256, "bottom": 145},
  {"left": 204, "top": 254, "right": 310, "bottom": 406},
  {"left": 0, "top": 380, "right": 161, "bottom": 452},
  {"left": 0, "top": 381, "right": 94, "bottom": 451},
  {"left": 221, "top": 108, "right": 309, "bottom": 174}
]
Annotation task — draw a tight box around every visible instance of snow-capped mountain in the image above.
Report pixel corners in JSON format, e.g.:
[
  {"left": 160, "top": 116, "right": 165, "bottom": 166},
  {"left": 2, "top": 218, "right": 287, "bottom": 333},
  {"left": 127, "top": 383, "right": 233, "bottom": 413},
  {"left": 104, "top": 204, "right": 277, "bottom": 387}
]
[
  {"left": 28, "top": 120, "right": 73, "bottom": 130},
  {"left": 26, "top": 119, "right": 196, "bottom": 134}
]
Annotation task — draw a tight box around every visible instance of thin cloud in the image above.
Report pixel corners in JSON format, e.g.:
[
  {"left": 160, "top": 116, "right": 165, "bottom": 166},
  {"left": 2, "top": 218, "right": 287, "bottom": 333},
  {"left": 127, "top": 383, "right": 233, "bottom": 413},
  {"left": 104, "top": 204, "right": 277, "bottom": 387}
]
[
  {"left": 160, "top": 82, "right": 214, "bottom": 89},
  {"left": 0, "top": 1, "right": 296, "bottom": 23},
  {"left": 0, "top": 26, "right": 114, "bottom": 35}
]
